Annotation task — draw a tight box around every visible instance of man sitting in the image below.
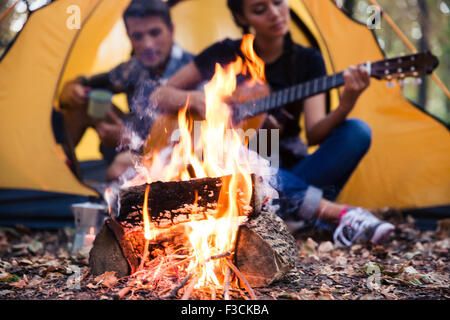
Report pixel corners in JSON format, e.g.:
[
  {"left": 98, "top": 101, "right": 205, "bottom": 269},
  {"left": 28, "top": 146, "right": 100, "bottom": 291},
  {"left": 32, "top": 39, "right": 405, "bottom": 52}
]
[{"left": 59, "top": 0, "right": 193, "bottom": 181}]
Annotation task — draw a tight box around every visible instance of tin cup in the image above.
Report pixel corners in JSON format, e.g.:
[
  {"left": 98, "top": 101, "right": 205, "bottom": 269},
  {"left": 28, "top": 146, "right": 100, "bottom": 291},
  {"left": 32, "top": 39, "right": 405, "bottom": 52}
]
[
  {"left": 71, "top": 202, "right": 107, "bottom": 252},
  {"left": 87, "top": 89, "right": 113, "bottom": 119}
]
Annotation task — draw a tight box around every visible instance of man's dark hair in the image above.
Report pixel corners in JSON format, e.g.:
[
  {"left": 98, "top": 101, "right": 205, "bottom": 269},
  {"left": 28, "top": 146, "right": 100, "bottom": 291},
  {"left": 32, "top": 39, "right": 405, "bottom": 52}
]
[{"left": 123, "top": 0, "right": 172, "bottom": 28}]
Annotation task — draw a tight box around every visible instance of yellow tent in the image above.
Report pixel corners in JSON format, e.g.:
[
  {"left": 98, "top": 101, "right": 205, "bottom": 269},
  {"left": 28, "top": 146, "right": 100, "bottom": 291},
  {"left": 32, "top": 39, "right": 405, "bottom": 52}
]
[{"left": 0, "top": 0, "right": 449, "bottom": 227}]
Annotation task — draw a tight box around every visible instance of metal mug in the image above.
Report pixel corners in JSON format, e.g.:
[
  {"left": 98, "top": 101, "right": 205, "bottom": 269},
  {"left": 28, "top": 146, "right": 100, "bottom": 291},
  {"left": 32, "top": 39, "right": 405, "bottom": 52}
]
[{"left": 71, "top": 202, "right": 107, "bottom": 252}]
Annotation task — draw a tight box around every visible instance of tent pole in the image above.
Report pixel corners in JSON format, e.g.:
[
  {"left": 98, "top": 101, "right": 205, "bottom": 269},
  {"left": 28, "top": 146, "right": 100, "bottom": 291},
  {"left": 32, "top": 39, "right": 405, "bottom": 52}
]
[
  {"left": 367, "top": 0, "right": 450, "bottom": 100},
  {"left": 0, "top": 0, "right": 20, "bottom": 24}
]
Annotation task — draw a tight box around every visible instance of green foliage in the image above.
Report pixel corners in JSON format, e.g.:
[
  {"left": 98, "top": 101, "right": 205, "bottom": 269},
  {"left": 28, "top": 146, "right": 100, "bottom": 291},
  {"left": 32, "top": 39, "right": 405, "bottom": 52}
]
[{"left": 0, "top": 273, "right": 20, "bottom": 283}]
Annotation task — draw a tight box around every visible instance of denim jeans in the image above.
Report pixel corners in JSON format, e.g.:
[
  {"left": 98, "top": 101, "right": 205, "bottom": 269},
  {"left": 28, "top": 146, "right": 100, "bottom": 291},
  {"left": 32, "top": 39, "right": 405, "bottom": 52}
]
[{"left": 272, "top": 119, "right": 372, "bottom": 224}]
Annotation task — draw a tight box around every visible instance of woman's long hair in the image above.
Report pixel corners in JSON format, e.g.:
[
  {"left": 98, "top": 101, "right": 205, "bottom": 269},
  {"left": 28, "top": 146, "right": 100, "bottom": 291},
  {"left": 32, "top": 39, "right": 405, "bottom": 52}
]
[{"left": 227, "top": 0, "right": 250, "bottom": 34}]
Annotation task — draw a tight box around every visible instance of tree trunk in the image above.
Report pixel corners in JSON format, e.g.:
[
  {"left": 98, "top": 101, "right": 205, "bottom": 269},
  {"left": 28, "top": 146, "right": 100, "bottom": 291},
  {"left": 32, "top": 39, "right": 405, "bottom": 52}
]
[{"left": 417, "top": 0, "right": 430, "bottom": 108}]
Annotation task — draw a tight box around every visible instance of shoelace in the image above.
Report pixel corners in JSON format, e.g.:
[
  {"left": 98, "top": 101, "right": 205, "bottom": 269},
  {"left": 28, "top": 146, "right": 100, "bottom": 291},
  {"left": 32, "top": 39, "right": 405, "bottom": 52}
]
[{"left": 333, "top": 208, "right": 379, "bottom": 246}]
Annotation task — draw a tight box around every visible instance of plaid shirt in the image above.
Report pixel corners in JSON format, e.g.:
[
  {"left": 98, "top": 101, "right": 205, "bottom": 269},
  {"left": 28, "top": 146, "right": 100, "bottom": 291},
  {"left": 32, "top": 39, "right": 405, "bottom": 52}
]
[{"left": 80, "top": 44, "right": 194, "bottom": 140}]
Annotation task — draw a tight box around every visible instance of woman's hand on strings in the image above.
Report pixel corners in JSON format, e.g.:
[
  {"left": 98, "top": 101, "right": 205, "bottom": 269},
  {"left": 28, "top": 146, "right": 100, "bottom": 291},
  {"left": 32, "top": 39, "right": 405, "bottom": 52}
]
[{"left": 339, "top": 65, "right": 370, "bottom": 113}]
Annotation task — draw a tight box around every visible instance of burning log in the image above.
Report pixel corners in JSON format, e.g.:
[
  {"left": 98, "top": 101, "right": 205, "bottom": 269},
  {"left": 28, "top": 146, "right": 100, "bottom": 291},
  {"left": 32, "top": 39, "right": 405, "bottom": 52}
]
[
  {"left": 89, "top": 174, "right": 297, "bottom": 292},
  {"left": 118, "top": 174, "right": 263, "bottom": 228}
]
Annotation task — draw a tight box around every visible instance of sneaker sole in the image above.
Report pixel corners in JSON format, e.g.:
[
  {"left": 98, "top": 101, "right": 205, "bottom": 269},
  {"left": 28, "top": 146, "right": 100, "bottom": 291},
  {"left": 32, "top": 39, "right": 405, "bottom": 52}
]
[{"left": 371, "top": 223, "right": 395, "bottom": 244}]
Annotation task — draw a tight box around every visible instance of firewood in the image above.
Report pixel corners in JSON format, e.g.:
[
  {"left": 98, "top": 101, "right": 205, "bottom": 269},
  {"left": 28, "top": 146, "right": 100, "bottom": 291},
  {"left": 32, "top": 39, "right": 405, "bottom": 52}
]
[
  {"left": 118, "top": 174, "right": 263, "bottom": 228},
  {"left": 225, "top": 257, "right": 257, "bottom": 300},
  {"left": 223, "top": 266, "right": 231, "bottom": 300},
  {"left": 89, "top": 219, "right": 189, "bottom": 277},
  {"left": 181, "top": 275, "right": 198, "bottom": 300},
  {"left": 163, "top": 273, "right": 192, "bottom": 299},
  {"left": 89, "top": 211, "right": 296, "bottom": 288},
  {"left": 234, "top": 210, "right": 298, "bottom": 288},
  {"left": 89, "top": 174, "right": 285, "bottom": 287},
  {"left": 88, "top": 222, "right": 131, "bottom": 278}
]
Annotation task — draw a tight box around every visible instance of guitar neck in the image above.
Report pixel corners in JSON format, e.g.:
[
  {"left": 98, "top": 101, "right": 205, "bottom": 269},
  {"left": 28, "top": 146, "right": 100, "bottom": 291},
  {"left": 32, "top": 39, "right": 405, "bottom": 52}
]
[
  {"left": 233, "top": 72, "right": 345, "bottom": 123},
  {"left": 230, "top": 51, "right": 439, "bottom": 124}
]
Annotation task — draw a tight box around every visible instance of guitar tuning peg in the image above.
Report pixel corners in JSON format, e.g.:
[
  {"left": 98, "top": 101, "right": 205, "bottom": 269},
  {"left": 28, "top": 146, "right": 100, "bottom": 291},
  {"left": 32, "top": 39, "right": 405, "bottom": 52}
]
[
  {"left": 412, "top": 78, "right": 422, "bottom": 86},
  {"left": 386, "top": 81, "right": 396, "bottom": 88}
]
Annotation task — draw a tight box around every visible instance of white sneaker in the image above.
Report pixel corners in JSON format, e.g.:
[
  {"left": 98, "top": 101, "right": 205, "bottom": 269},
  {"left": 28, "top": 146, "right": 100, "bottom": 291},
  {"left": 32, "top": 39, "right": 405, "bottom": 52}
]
[{"left": 333, "top": 207, "right": 395, "bottom": 246}]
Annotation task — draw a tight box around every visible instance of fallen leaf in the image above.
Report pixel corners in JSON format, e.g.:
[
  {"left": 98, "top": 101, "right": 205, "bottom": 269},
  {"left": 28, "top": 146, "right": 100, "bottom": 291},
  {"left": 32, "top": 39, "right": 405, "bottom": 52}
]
[
  {"left": 278, "top": 293, "right": 300, "bottom": 300},
  {"left": 10, "top": 279, "right": 27, "bottom": 288},
  {"left": 318, "top": 241, "right": 334, "bottom": 254},
  {"left": 362, "top": 262, "right": 384, "bottom": 275},
  {"left": 27, "top": 275, "right": 44, "bottom": 287},
  {"left": 302, "top": 238, "right": 318, "bottom": 255},
  {"left": 0, "top": 260, "right": 11, "bottom": 270},
  {"left": 86, "top": 283, "right": 98, "bottom": 289},
  {"left": 380, "top": 285, "right": 398, "bottom": 299},
  {"left": 318, "top": 293, "right": 334, "bottom": 300},
  {"left": 361, "top": 249, "right": 370, "bottom": 258},
  {"left": 18, "top": 259, "right": 33, "bottom": 266},
  {"left": 360, "top": 293, "right": 377, "bottom": 300},
  {"left": 0, "top": 273, "right": 20, "bottom": 283},
  {"left": 320, "top": 265, "right": 335, "bottom": 276},
  {"left": 404, "top": 266, "right": 418, "bottom": 275},
  {"left": 94, "top": 271, "right": 117, "bottom": 288},
  {"left": 344, "top": 264, "right": 356, "bottom": 276},
  {"left": 404, "top": 251, "right": 421, "bottom": 260},
  {"left": 383, "top": 264, "right": 405, "bottom": 277},
  {"left": 335, "top": 255, "right": 347, "bottom": 266},
  {"left": 28, "top": 241, "right": 44, "bottom": 254},
  {"left": 299, "top": 288, "right": 316, "bottom": 300},
  {"left": 409, "top": 278, "right": 423, "bottom": 286},
  {"left": 45, "top": 272, "right": 65, "bottom": 279},
  {"left": 434, "top": 239, "right": 450, "bottom": 250},
  {"left": 57, "top": 248, "right": 70, "bottom": 259}
]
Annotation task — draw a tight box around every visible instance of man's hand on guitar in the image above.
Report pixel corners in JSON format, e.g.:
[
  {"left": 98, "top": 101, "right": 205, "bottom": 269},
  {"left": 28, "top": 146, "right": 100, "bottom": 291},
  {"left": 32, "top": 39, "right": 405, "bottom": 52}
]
[
  {"left": 188, "top": 90, "right": 206, "bottom": 119},
  {"left": 339, "top": 65, "right": 370, "bottom": 113}
]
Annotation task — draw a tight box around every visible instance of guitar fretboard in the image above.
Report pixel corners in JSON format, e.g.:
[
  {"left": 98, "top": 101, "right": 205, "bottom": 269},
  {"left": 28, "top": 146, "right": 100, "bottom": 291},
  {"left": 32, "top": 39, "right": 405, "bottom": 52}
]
[{"left": 233, "top": 72, "right": 345, "bottom": 123}]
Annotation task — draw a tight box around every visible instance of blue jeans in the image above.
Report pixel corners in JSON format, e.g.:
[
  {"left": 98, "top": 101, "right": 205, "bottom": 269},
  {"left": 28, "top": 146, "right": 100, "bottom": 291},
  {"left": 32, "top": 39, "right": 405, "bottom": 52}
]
[{"left": 272, "top": 119, "right": 372, "bottom": 223}]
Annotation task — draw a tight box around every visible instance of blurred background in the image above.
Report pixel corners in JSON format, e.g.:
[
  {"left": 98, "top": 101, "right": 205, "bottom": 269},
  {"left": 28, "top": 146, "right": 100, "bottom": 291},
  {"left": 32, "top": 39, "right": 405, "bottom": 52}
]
[{"left": 0, "top": 0, "right": 449, "bottom": 123}]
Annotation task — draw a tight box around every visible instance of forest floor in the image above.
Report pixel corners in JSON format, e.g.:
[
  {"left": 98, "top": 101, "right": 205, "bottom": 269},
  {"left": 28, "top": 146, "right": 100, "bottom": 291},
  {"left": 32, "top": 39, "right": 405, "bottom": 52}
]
[{"left": 0, "top": 214, "right": 449, "bottom": 300}]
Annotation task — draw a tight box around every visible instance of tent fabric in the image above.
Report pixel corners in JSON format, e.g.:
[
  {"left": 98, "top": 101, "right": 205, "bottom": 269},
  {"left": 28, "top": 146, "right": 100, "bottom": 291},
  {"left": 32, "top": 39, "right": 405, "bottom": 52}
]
[
  {"left": 0, "top": 189, "right": 89, "bottom": 229},
  {"left": 0, "top": 0, "right": 448, "bottom": 224},
  {"left": 294, "top": 0, "right": 450, "bottom": 209},
  {"left": 0, "top": 0, "right": 105, "bottom": 197}
]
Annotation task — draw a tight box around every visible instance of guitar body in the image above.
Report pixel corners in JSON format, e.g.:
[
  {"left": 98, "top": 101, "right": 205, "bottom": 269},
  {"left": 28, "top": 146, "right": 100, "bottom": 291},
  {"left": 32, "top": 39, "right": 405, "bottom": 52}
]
[
  {"left": 143, "top": 113, "right": 182, "bottom": 157},
  {"left": 143, "top": 82, "right": 271, "bottom": 158}
]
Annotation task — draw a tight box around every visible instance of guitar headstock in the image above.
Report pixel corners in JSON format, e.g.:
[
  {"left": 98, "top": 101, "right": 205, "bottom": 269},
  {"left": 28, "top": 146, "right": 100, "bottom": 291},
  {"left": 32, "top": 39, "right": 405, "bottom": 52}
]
[{"left": 370, "top": 51, "right": 439, "bottom": 81}]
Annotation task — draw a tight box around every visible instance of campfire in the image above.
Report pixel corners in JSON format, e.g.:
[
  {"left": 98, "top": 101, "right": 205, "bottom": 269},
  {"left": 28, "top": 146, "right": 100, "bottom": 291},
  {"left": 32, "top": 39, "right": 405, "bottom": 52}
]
[{"left": 88, "top": 35, "right": 298, "bottom": 300}]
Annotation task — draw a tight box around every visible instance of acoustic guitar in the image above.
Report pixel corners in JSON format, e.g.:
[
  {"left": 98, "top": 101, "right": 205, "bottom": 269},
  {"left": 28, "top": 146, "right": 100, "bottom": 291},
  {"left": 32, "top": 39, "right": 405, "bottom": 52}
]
[{"left": 143, "top": 51, "right": 439, "bottom": 157}]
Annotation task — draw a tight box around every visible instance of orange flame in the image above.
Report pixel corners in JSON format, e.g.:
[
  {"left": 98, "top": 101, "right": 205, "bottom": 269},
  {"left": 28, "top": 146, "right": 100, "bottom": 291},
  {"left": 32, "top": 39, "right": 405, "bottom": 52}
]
[
  {"left": 104, "top": 187, "right": 114, "bottom": 217},
  {"left": 137, "top": 34, "right": 265, "bottom": 288},
  {"left": 142, "top": 184, "right": 157, "bottom": 240},
  {"left": 241, "top": 34, "right": 266, "bottom": 83}
]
